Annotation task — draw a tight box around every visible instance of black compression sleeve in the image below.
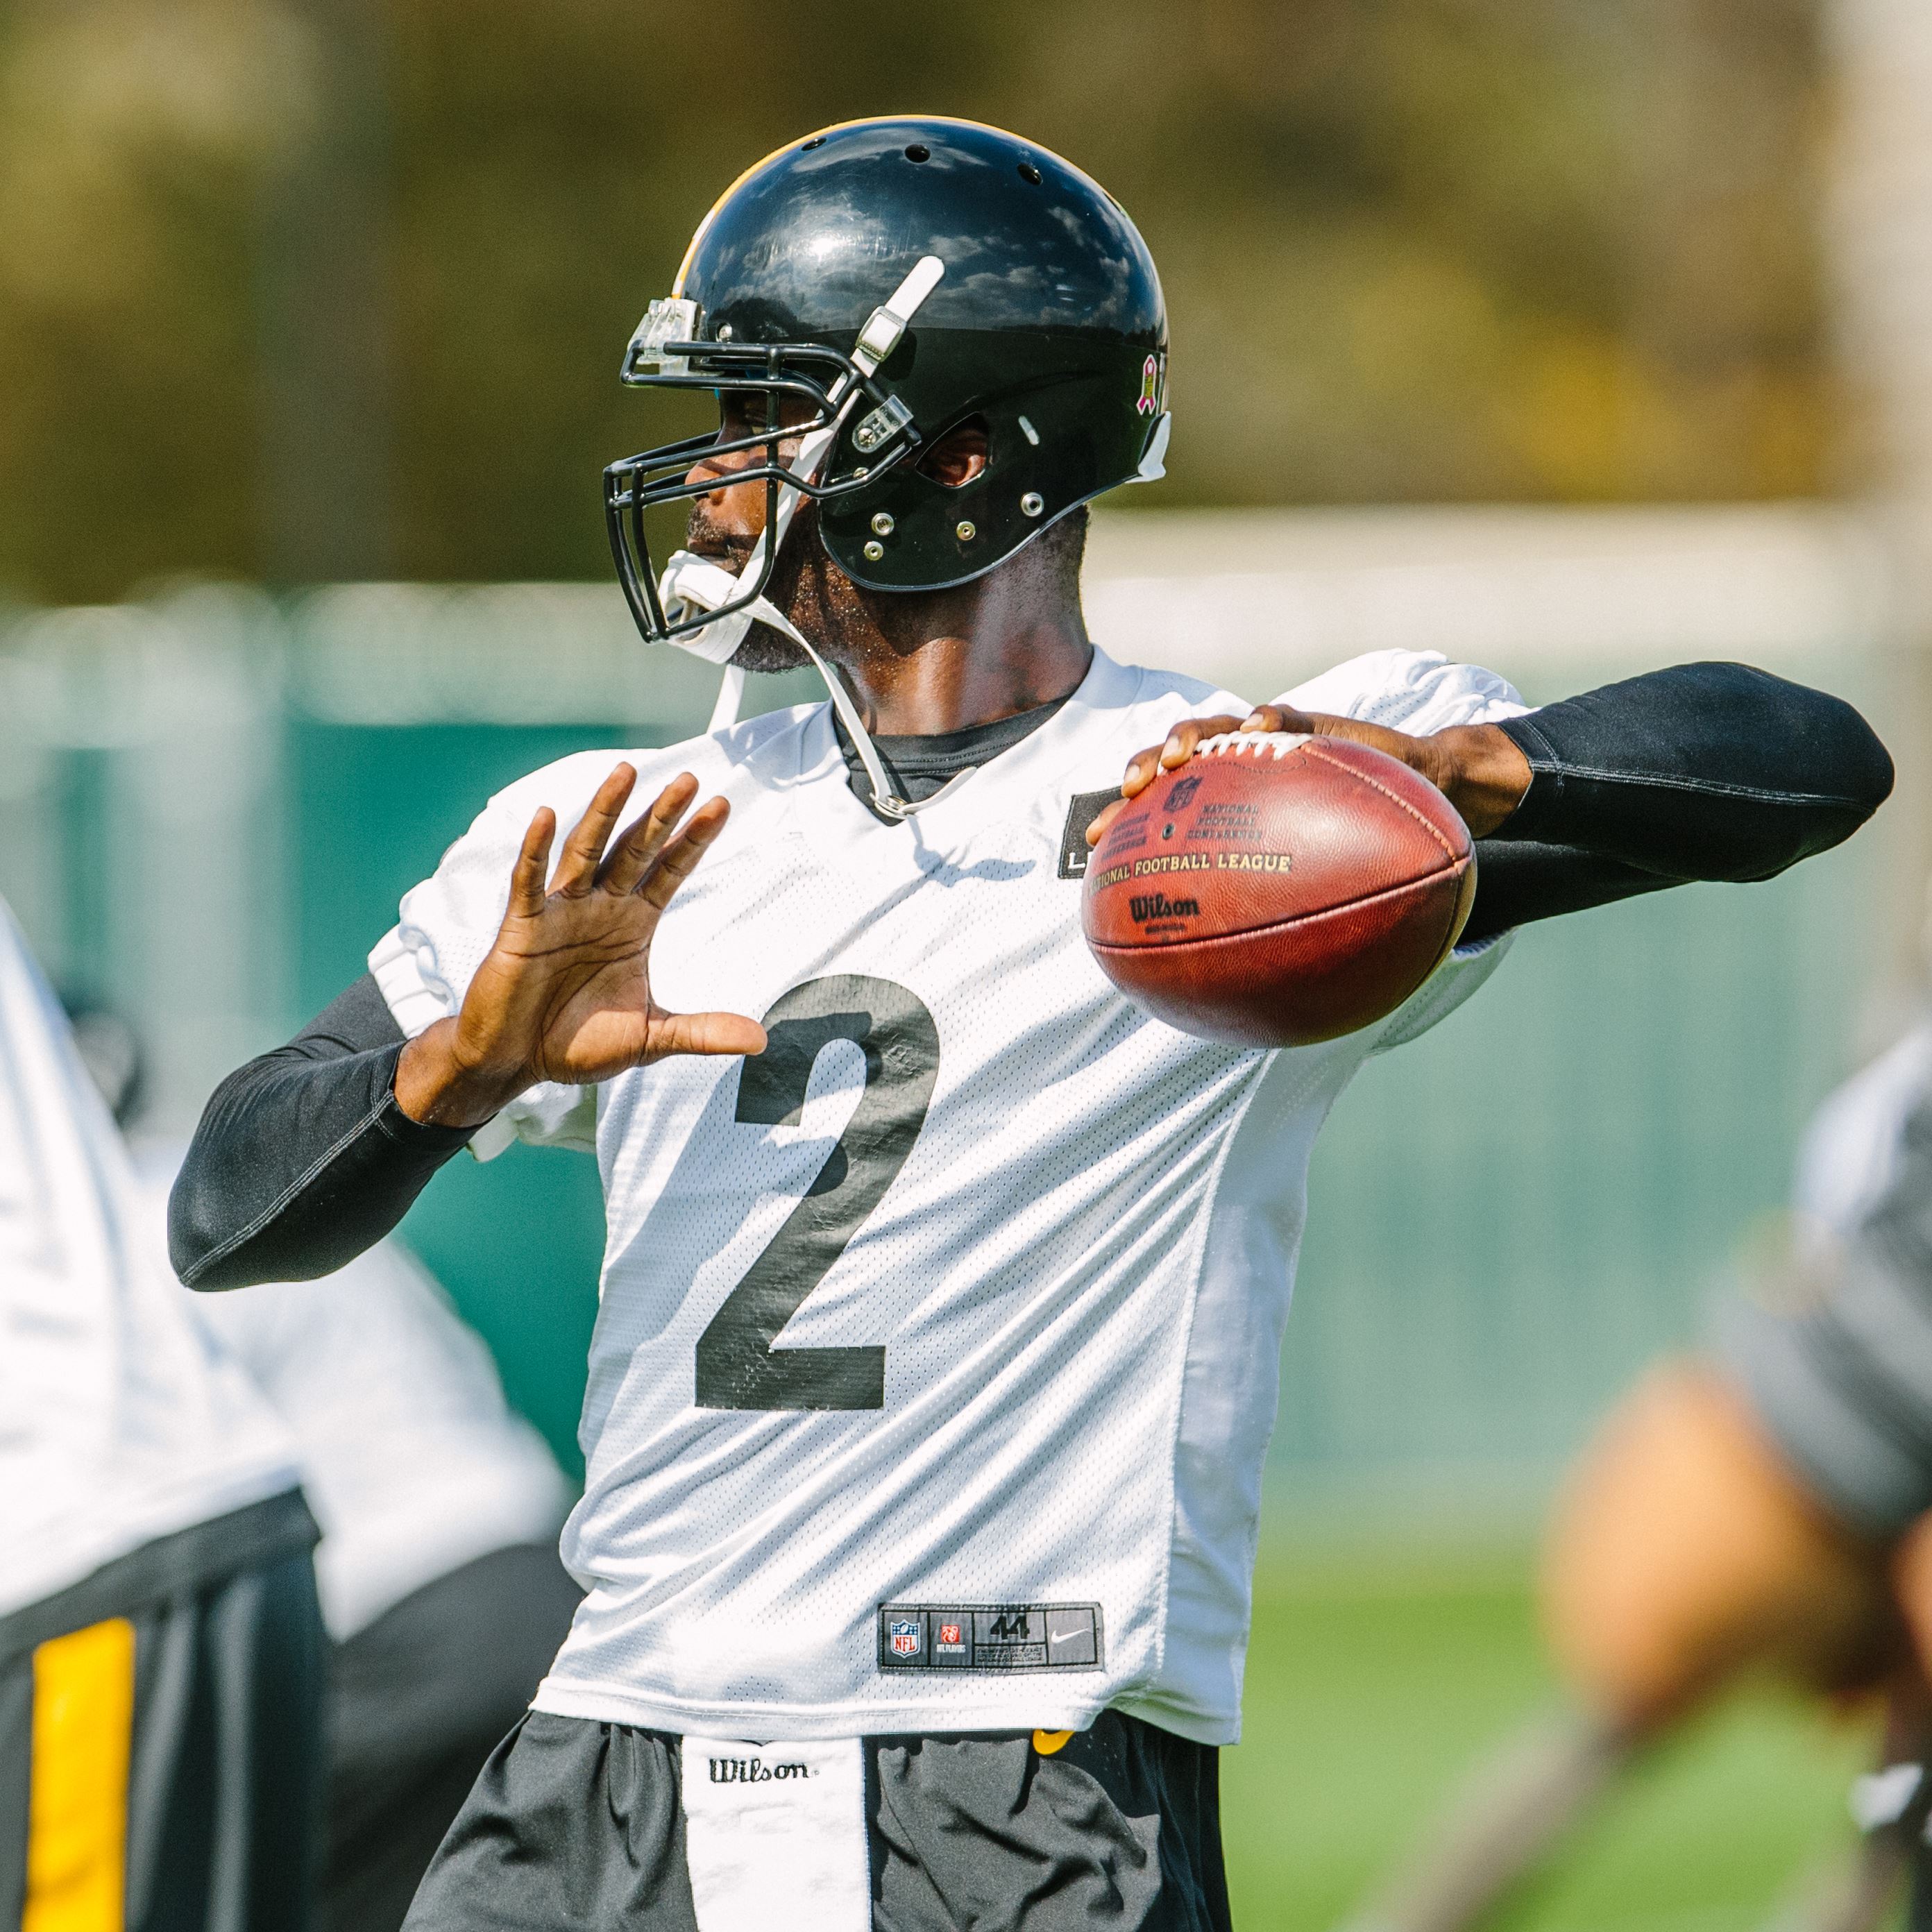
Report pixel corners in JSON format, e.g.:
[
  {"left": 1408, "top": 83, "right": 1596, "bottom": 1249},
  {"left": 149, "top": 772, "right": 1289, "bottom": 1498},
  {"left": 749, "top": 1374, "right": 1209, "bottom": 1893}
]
[
  {"left": 1463, "top": 662, "right": 1891, "bottom": 940},
  {"left": 1460, "top": 843, "right": 1673, "bottom": 945},
  {"left": 169, "top": 974, "right": 475, "bottom": 1290}
]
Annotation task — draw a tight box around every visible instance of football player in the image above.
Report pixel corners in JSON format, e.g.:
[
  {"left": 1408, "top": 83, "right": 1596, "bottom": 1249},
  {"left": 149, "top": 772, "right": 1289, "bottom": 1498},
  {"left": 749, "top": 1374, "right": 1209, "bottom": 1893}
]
[{"left": 173, "top": 120, "right": 1893, "bottom": 1931}]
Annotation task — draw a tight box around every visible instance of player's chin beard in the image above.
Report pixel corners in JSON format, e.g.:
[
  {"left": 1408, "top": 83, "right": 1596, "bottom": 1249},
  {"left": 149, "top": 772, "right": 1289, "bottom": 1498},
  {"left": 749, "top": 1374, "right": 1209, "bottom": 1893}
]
[
  {"left": 730, "top": 625, "right": 811, "bottom": 675},
  {"left": 691, "top": 507, "right": 849, "bottom": 676}
]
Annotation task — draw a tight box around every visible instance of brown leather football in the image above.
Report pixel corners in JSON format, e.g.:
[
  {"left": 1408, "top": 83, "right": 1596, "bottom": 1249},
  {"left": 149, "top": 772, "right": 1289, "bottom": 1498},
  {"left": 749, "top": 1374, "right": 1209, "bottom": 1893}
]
[{"left": 1081, "top": 732, "right": 1475, "bottom": 1046}]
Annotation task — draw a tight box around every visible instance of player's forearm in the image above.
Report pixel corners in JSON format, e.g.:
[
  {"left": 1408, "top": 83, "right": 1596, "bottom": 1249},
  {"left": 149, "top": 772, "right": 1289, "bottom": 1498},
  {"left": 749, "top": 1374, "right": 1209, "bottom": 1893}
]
[
  {"left": 1486, "top": 662, "right": 1892, "bottom": 881},
  {"left": 169, "top": 975, "right": 474, "bottom": 1290},
  {"left": 1459, "top": 842, "right": 1677, "bottom": 945}
]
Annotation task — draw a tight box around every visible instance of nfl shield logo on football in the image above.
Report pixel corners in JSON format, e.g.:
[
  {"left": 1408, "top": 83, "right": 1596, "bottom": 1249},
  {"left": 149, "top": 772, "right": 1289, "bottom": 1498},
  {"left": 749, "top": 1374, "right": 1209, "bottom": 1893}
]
[{"left": 890, "top": 1619, "right": 922, "bottom": 1658}]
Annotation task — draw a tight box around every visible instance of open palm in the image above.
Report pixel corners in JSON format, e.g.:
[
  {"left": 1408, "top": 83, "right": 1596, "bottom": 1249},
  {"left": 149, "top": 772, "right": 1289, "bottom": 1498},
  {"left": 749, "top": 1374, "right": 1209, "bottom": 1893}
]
[{"left": 417, "top": 765, "right": 765, "bottom": 1123}]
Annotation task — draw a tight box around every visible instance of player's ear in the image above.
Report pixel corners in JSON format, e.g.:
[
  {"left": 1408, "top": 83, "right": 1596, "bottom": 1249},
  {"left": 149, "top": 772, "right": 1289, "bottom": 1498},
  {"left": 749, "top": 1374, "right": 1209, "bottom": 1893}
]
[{"left": 916, "top": 416, "right": 989, "bottom": 489}]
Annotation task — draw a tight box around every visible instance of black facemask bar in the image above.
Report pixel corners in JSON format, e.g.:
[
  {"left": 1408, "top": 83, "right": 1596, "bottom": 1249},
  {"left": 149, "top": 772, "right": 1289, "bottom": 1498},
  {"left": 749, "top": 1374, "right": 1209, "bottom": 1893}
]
[{"left": 602, "top": 340, "right": 924, "bottom": 647}]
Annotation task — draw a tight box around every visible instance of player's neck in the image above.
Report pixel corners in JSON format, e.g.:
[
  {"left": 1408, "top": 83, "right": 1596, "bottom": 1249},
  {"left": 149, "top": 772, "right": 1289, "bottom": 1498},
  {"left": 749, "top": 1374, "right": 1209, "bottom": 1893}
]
[{"left": 815, "top": 573, "right": 1092, "bottom": 738}]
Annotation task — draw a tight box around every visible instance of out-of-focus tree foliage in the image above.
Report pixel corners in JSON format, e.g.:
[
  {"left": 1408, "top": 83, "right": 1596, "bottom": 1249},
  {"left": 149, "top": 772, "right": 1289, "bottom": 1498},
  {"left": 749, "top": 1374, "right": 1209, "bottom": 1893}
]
[{"left": 0, "top": 0, "right": 1827, "bottom": 602}]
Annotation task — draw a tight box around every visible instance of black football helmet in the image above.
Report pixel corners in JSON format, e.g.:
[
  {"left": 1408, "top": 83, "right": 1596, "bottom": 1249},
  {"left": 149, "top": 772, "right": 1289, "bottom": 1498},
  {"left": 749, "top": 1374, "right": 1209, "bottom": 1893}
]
[{"left": 603, "top": 116, "right": 1169, "bottom": 664}]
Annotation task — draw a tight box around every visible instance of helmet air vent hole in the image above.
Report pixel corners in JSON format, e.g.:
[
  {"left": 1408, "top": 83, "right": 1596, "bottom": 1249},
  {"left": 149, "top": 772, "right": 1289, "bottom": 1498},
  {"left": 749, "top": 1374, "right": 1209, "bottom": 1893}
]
[
  {"left": 904, "top": 144, "right": 931, "bottom": 163},
  {"left": 1018, "top": 162, "right": 1043, "bottom": 185},
  {"left": 802, "top": 137, "right": 826, "bottom": 151}
]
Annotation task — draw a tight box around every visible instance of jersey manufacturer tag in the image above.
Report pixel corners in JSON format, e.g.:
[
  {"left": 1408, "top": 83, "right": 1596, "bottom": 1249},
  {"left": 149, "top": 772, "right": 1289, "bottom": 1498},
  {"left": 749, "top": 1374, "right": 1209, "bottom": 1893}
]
[
  {"left": 876, "top": 1602, "right": 1102, "bottom": 1672},
  {"left": 1058, "top": 791, "right": 1122, "bottom": 879}
]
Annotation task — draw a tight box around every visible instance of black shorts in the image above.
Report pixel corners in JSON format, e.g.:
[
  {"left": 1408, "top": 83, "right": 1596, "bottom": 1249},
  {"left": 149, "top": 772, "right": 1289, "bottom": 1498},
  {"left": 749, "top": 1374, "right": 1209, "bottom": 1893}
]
[
  {"left": 0, "top": 1489, "right": 325, "bottom": 1932},
  {"left": 404, "top": 1706, "right": 1232, "bottom": 1932}
]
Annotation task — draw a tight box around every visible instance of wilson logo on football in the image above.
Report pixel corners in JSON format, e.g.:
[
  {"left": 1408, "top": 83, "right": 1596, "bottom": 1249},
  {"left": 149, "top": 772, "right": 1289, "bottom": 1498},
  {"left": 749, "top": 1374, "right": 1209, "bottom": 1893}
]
[{"left": 1130, "top": 893, "right": 1200, "bottom": 923}]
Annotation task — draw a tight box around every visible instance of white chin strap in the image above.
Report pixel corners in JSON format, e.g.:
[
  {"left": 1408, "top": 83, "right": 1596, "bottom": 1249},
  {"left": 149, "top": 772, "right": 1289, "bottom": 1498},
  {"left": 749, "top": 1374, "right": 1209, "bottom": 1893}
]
[
  {"left": 652, "top": 254, "right": 957, "bottom": 820},
  {"left": 667, "top": 558, "right": 969, "bottom": 820}
]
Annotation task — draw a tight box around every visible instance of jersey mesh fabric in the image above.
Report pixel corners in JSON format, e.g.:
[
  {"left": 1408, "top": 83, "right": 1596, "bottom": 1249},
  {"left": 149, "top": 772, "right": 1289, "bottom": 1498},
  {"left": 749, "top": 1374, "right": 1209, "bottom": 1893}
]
[
  {"left": 1790, "top": 1023, "right": 1932, "bottom": 1242},
  {"left": 371, "top": 647, "right": 1523, "bottom": 1743}
]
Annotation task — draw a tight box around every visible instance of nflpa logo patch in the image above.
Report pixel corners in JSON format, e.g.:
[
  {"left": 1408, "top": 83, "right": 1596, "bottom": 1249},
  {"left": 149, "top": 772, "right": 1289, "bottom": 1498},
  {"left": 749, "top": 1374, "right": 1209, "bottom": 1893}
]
[{"left": 938, "top": 1622, "right": 963, "bottom": 1646}]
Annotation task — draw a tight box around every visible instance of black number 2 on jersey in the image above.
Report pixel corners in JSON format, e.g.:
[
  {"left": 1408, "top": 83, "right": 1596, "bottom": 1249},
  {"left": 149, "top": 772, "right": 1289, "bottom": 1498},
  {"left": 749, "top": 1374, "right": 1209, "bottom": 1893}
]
[{"left": 695, "top": 975, "right": 939, "bottom": 1412}]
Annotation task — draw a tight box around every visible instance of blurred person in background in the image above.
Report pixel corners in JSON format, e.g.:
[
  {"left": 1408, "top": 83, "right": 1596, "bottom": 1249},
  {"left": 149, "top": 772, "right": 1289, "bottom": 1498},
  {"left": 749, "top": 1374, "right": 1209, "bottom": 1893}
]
[
  {"left": 170, "top": 116, "right": 1895, "bottom": 1932},
  {"left": 162, "top": 1230, "right": 582, "bottom": 1932},
  {"left": 1338, "top": 934, "right": 1932, "bottom": 1932},
  {"left": 69, "top": 1001, "right": 584, "bottom": 1932},
  {"left": 0, "top": 898, "right": 323, "bottom": 1931}
]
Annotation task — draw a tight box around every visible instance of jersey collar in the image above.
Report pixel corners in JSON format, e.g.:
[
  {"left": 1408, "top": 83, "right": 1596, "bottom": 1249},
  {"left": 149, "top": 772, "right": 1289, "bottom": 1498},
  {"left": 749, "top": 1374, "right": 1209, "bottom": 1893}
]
[{"left": 781, "top": 647, "right": 1153, "bottom": 852}]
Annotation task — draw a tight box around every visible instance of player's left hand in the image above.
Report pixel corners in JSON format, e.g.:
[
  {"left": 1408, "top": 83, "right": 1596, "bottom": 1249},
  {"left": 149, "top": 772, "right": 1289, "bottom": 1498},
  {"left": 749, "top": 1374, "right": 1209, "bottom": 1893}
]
[{"left": 1085, "top": 704, "right": 1532, "bottom": 845}]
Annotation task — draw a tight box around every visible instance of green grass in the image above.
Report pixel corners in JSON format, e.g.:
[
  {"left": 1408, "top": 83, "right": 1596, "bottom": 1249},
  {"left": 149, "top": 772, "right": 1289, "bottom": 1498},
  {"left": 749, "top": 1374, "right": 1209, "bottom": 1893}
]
[{"left": 1222, "top": 1539, "right": 1879, "bottom": 1931}]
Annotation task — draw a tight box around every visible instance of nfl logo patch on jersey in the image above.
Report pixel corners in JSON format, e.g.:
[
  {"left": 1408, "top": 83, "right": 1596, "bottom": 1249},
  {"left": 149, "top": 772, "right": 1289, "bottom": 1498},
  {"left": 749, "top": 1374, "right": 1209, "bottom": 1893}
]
[{"left": 878, "top": 1602, "right": 1103, "bottom": 1672}]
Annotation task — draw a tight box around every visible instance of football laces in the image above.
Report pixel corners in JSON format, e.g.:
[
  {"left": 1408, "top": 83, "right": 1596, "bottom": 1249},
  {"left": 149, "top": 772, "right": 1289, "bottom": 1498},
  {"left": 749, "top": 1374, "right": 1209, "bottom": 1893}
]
[{"left": 1196, "top": 731, "right": 1312, "bottom": 761}]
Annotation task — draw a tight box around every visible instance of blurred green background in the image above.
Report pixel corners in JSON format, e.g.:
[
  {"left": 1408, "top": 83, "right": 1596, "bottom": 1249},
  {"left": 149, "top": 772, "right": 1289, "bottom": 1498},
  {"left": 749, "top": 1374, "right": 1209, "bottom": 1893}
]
[
  {"left": 0, "top": 0, "right": 1827, "bottom": 602},
  {"left": 1223, "top": 1543, "right": 1868, "bottom": 1931},
  {"left": 0, "top": 0, "right": 1910, "bottom": 1922}
]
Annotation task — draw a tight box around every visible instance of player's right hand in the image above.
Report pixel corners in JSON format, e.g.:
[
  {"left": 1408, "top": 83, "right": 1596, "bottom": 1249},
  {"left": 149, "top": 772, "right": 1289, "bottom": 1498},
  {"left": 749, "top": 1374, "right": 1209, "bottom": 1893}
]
[{"left": 394, "top": 765, "right": 765, "bottom": 1128}]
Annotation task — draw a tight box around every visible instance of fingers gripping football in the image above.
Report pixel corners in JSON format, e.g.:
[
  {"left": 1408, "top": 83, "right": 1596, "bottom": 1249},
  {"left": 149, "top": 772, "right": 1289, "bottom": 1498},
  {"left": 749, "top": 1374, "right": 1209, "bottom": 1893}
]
[
  {"left": 1087, "top": 702, "right": 1527, "bottom": 846},
  {"left": 396, "top": 766, "right": 765, "bottom": 1128},
  {"left": 1087, "top": 709, "right": 1286, "bottom": 848}
]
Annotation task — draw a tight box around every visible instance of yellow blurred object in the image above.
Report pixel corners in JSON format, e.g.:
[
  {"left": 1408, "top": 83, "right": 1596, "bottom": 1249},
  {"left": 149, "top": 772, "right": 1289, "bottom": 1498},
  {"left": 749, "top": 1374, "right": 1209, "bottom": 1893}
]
[
  {"left": 24, "top": 1617, "right": 135, "bottom": 1932},
  {"left": 1033, "top": 1729, "right": 1074, "bottom": 1756}
]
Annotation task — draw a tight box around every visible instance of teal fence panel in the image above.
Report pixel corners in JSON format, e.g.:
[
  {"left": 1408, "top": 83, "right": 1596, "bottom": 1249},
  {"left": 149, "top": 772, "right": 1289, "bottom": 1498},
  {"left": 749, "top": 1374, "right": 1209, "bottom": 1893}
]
[{"left": 1275, "top": 771, "right": 1871, "bottom": 1505}]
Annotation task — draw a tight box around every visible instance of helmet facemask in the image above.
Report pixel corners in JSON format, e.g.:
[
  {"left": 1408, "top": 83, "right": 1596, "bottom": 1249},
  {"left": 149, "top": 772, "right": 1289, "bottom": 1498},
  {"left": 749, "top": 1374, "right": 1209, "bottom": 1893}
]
[{"left": 602, "top": 260, "right": 945, "bottom": 671}]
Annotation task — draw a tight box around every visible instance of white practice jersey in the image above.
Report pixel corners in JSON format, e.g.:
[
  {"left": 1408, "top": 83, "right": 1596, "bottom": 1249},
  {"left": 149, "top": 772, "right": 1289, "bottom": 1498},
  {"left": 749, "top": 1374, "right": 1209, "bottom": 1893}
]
[
  {"left": 371, "top": 647, "right": 1523, "bottom": 1743},
  {"left": 0, "top": 900, "right": 298, "bottom": 1621},
  {"left": 133, "top": 1148, "right": 571, "bottom": 1641},
  {"left": 1792, "top": 1020, "right": 1932, "bottom": 1244}
]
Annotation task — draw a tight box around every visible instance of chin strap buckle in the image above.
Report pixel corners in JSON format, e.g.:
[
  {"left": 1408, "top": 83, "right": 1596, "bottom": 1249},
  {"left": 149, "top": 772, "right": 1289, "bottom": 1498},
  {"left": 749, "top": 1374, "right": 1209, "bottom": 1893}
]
[{"left": 853, "top": 395, "right": 915, "bottom": 455}]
